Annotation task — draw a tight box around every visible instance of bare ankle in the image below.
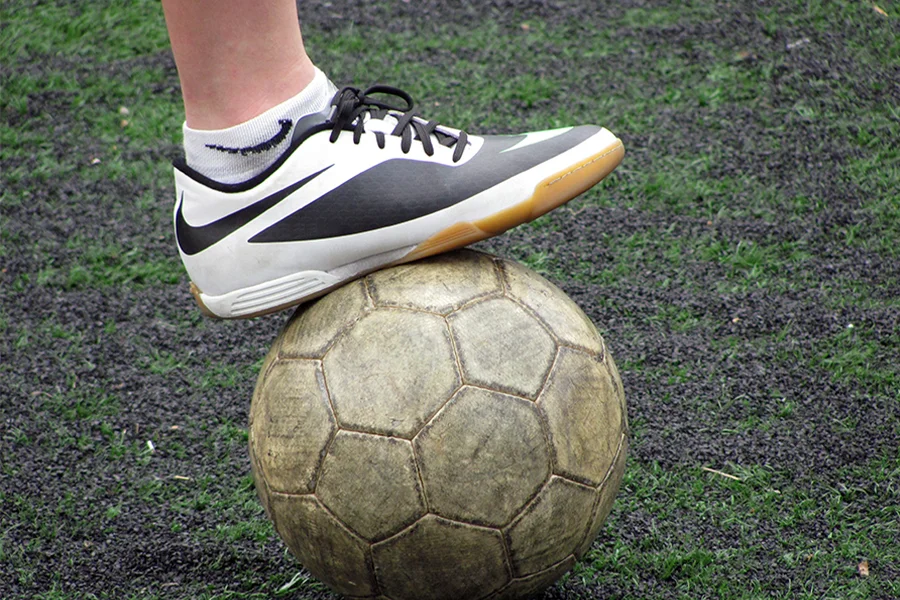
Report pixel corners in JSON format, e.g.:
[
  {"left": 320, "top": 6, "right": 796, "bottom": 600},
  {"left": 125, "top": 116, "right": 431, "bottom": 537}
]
[{"left": 183, "top": 55, "right": 316, "bottom": 130}]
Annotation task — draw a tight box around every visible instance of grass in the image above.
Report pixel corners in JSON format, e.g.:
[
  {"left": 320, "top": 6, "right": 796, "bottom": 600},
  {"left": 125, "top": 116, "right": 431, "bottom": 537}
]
[
  {"left": 2, "top": 0, "right": 898, "bottom": 598},
  {"left": 582, "top": 457, "right": 900, "bottom": 599}
]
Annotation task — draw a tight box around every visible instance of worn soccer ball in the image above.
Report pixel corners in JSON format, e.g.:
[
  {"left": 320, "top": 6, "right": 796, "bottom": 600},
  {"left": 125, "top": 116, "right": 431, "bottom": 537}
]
[{"left": 249, "top": 250, "right": 627, "bottom": 600}]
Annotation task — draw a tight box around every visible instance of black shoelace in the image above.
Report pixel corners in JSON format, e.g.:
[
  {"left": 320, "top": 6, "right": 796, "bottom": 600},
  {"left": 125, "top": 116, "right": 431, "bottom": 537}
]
[{"left": 328, "top": 85, "right": 469, "bottom": 163}]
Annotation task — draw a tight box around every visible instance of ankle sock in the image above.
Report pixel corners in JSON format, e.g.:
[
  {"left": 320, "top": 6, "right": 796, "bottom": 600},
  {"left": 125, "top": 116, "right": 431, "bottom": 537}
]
[{"left": 182, "top": 67, "right": 338, "bottom": 184}]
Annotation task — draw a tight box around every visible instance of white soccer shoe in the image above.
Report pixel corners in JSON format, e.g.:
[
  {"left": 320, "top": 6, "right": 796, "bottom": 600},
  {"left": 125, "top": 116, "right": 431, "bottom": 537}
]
[{"left": 173, "top": 85, "right": 624, "bottom": 318}]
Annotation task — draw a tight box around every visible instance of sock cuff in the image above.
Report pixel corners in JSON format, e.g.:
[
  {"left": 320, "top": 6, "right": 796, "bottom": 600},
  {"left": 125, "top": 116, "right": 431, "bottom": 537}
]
[
  {"left": 182, "top": 67, "right": 337, "bottom": 184},
  {"left": 182, "top": 67, "right": 332, "bottom": 137}
]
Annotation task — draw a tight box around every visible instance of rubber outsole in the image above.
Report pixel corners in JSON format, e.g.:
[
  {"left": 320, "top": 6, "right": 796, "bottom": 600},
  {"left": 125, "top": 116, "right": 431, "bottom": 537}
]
[{"left": 190, "top": 139, "right": 624, "bottom": 319}]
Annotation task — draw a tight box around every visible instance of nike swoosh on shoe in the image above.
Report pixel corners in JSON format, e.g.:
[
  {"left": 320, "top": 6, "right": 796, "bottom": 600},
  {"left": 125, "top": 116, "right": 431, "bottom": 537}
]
[{"left": 175, "top": 165, "right": 332, "bottom": 255}]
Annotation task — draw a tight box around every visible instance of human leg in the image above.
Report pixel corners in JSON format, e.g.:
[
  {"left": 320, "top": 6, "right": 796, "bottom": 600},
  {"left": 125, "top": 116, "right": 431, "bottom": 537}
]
[
  {"left": 162, "top": 0, "right": 337, "bottom": 183},
  {"left": 162, "top": 0, "right": 315, "bottom": 130}
]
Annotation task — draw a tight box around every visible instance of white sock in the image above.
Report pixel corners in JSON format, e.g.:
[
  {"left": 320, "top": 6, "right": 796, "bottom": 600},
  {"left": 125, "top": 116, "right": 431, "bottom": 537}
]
[{"left": 182, "top": 67, "right": 338, "bottom": 184}]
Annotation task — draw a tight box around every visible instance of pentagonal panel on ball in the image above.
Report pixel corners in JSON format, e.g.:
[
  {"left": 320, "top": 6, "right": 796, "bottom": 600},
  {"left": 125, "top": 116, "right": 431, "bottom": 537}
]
[
  {"left": 268, "top": 493, "right": 376, "bottom": 598},
  {"left": 414, "top": 386, "right": 550, "bottom": 527},
  {"left": 367, "top": 250, "right": 502, "bottom": 314},
  {"left": 316, "top": 431, "right": 425, "bottom": 542},
  {"left": 576, "top": 433, "right": 628, "bottom": 559},
  {"left": 278, "top": 279, "right": 371, "bottom": 359},
  {"left": 500, "top": 258, "right": 604, "bottom": 355},
  {"left": 249, "top": 348, "right": 280, "bottom": 514},
  {"left": 604, "top": 350, "right": 629, "bottom": 431},
  {"left": 505, "top": 476, "right": 596, "bottom": 577},
  {"left": 372, "top": 515, "right": 509, "bottom": 600},
  {"left": 538, "top": 348, "right": 623, "bottom": 486},
  {"left": 250, "top": 359, "right": 335, "bottom": 494},
  {"left": 324, "top": 309, "right": 460, "bottom": 439},
  {"left": 448, "top": 297, "right": 556, "bottom": 399},
  {"left": 249, "top": 439, "right": 274, "bottom": 521}
]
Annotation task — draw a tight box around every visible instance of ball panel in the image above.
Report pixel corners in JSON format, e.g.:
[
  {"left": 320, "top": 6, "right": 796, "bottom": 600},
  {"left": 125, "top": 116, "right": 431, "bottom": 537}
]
[
  {"left": 449, "top": 298, "right": 556, "bottom": 399},
  {"left": 268, "top": 493, "right": 376, "bottom": 598},
  {"left": 604, "top": 350, "right": 629, "bottom": 433},
  {"left": 499, "top": 258, "right": 603, "bottom": 356},
  {"left": 504, "top": 476, "right": 596, "bottom": 577},
  {"left": 538, "top": 348, "right": 623, "bottom": 486},
  {"left": 279, "top": 280, "right": 371, "bottom": 358},
  {"left": 316, "top": 431, "right": 426, "bottom": 542},
  {"left": 367, "top": 250, "right": 502, "bottom": 314},
  {"left": 414, "top": 386, "right": 550, "bottom": 527},
  {"left": 575, "top": 433, "right": 628, "bottom": 559},
  {"left": 489, "top": 556, "right": 576, "bottom": 600},
  {"left": 250, "top": 360, "right": 335, "bottom": 494},
  {"left": 249, "top": 438, "right": 273, "bottom": 521},
  {"left": 248, "top": 342, "right": 282, "bottom": 514},
  {"left": 324, "top": 310, "right": 460, "bottom": 439},
  {"left": 372, "top": 515, "right": 509, "bottom": 600}
]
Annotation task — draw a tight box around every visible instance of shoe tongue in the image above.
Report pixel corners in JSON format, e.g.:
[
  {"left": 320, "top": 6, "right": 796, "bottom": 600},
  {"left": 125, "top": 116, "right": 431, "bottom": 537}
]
[
  {"left": 291, "top": 107, "right": 333, "bottom": 144},
  {"left": 361, "top": 112, "right": 401, "bottom": 135},
  {"left": 357, "top": 111, "right": 459, "bottom": 148}
]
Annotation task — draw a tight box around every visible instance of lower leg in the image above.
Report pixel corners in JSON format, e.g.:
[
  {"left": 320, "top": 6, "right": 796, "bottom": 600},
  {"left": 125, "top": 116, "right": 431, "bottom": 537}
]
[{"left": 162, "top": 0, "right": 316, "bottom": 130}]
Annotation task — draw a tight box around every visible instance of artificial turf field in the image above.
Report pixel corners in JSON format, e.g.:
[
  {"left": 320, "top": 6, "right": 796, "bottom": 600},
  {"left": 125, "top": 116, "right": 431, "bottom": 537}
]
[{"left": 1, "top": 0, "right": 898, "bottom": 598}]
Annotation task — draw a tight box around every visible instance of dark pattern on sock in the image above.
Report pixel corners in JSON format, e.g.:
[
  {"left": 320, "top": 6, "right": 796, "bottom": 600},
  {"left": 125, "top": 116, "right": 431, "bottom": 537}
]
[{"left": 206, "top": 119, "right": 293, "bottom": 155}]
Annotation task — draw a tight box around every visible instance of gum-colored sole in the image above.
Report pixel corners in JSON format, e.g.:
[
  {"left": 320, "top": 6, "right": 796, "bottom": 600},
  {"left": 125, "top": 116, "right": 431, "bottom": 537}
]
[
  {"left": 190, "top": 283, "right": 218, "bottom": 318},
  {"left": 191, "top": 140, "right": 624, "bottom": 319},
  {"left": 404, "top": 140, "right": 624, "bottom": 262}
]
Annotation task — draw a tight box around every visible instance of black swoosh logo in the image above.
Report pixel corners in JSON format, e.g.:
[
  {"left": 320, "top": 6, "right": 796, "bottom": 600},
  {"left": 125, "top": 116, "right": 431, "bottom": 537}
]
[
  {"left": 206, "top": 119, "right": 293, "bottom": 156},
  {"left": 249, "top": 126, "right": 597, "bottom": 244},
  {"left": 175, "top": 165, "right": 332, "bottom": 255}
]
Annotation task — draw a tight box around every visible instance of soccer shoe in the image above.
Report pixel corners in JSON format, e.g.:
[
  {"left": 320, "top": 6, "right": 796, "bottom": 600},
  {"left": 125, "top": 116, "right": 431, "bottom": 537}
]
[{"left": 173, "top": 85, "right": 624, "bottom": 319}]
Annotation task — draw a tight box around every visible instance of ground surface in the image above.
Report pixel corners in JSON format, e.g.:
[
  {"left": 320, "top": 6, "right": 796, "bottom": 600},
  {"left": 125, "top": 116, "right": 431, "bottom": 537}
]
[{"left": 1, "top": 1, "right": 898, "bottom": 599}]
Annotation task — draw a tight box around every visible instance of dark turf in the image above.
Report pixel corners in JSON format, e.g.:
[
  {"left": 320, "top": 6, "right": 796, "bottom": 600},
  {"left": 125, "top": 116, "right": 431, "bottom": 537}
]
[{"left": 1, "top": 1, "right": 898, "bottom": 599}]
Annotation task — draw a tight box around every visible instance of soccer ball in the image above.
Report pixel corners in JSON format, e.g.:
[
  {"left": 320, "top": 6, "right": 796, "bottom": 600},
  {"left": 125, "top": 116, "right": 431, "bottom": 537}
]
[{"left": 249, "top": 250, "right": 627, "bottom": 600}]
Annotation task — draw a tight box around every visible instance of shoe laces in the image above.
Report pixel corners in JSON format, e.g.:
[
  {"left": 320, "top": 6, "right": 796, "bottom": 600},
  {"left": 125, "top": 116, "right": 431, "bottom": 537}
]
[{"left": 328, "top": 85, "right": 469, "bottom": 163}]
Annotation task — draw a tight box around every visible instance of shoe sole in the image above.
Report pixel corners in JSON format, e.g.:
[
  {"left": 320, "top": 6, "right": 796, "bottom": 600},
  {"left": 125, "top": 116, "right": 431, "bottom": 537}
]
[{"left": 190, "top": 139, "right": 624, "bottom": 319}]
